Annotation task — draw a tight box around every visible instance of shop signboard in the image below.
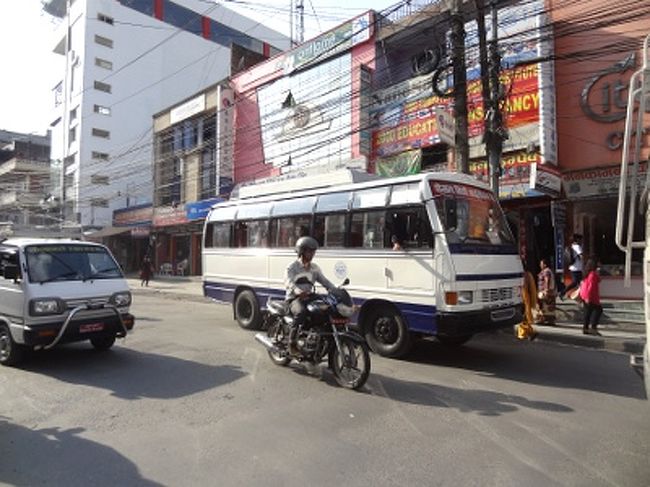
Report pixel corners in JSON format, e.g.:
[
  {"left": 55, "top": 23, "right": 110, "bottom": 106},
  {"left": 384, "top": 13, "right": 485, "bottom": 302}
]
[
  {"left": 470, "top": 150, "right": 546, "bottom": 199},
  {"left": 283, "top": 11, "right": 372, "bottom": 74},
  {"left": 529, "top": 162, "right": 562, "bottom": 196},
  {"left": 131, "top": 226, "right": 150, "bottom": 238},
  {"left": 564, "top": 163, "right": 647, "bottom": 200},
  {"left": 371, "top": 65, "right": 540, "bottom": 158},
  {"left": 113, "top": 204, "right": 153, "bottom": 227},
  {"left": 375, "top": 150, "right": 421, "bottom": 177},
  {"left": 153, "top": 206, "right": 189, "bottom": 227},
  {"left": 185, "top": 197, "right": 224, "bottom": 221}
]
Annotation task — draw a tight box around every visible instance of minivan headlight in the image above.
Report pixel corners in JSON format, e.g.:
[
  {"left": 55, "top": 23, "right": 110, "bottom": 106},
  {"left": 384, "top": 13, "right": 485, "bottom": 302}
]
[
  {"left": 110, "top": 291, "right": 132, "bottom": 307},
  {"left": 30, "top": 298, "right": 64, "bottom": 316}
]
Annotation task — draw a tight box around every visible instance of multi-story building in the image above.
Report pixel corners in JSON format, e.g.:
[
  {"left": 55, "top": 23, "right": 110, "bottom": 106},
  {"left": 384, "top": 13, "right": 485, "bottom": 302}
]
[
  {"left": 0, "top": 131, "right": 53, "bottom": 236},
  {"left": 43, "top": 0, "right": 290, "bottom": 229}
]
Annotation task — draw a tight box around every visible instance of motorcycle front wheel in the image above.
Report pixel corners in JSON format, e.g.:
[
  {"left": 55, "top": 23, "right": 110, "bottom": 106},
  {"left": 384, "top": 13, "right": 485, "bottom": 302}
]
[{"left": 329, "top": 336, "right": 370, "bottom": 390}]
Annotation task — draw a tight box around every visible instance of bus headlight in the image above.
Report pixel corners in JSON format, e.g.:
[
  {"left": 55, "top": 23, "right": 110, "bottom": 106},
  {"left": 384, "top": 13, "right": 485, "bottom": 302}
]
[
  {"left": 445, "top": 291, "right": 473, "bottom": 305},
  {"left": 457, "top": 291, "right": 473, "bottom": 304},
  {"left": 30, "top": 298, "right": 65, "bottom": 316}
]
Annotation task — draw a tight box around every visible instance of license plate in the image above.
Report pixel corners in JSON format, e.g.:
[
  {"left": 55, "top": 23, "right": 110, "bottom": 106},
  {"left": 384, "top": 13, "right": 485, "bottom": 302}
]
[{"left": 79, "top": 323, "right": 104, "bottom": 333}]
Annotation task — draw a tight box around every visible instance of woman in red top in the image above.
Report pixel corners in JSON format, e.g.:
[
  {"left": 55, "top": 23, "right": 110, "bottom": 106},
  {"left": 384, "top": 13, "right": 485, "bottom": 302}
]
[{"left": 579, "top": 257, "right": 602, "bottom": 336}]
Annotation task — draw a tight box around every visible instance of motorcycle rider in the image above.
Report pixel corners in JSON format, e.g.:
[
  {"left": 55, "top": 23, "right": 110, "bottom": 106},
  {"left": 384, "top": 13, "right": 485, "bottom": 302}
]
[{"left": 285, "top": 236, "right": 335, "bottom": 352}]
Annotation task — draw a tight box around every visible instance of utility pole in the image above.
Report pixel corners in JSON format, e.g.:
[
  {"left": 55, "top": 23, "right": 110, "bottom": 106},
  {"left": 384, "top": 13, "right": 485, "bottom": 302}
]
[
  {"left": 474, "top": 0, "right": 492, "bottom": 181},
  {"left": 488, "top": 0, "right": 503, "bottom": 196},
  {"left": 450, "top": 0, "right": 469, "bottom": 174}
]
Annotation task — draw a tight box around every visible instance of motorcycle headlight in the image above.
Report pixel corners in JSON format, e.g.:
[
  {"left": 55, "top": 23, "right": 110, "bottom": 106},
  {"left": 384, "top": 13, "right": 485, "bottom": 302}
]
[
  {"left": 110, "top": 291, "right": 132, "bottom": 307},
  {"left": 336, "top": 303, "right": 354, "bottom": 317},
  {"left": 30, "top": 298, "right": 65, "bottom": 316}
]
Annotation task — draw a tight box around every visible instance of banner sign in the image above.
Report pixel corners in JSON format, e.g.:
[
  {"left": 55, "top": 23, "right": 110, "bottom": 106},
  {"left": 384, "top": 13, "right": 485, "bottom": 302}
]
[
  {"left": 153, "top": 206, "right": 189, "bottom": 227},
  {"left": 283, "top": 11, "right": 372, "bottom": 74},
  {"left": 470, "top": 150, "right": 546, "bottom": 199},
  {"left": 185, "top": 197, "right": 224, "bottom": 221},
  {"left": 371, "top": 65, "right": 540, "bottom": 158},
  {"left": 113, "top": 204, "right": 153, "bottom": 227},
  {"left": 530, "top": 162, "right": 562, "bottom": 196},
  {"left": 564, "top": 163, "right": 647, "bottom": 200},
  {"left": 131, "top": 226, "right": 150, "bottom": 238},
  {"left": 375, "top": 150, "right": 421, "bottom": 177}
]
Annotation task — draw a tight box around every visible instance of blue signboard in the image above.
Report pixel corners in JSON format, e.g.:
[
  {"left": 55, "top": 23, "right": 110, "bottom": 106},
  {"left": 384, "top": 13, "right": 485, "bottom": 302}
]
[{"left": 185, "top": 197, "right": 224, "bottom": 221}]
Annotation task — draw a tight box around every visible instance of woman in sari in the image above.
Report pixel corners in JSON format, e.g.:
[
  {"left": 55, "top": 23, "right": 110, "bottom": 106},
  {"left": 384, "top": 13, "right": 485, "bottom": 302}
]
[{"left": 517, "top": 266, "right": 539, "bottom": 341}]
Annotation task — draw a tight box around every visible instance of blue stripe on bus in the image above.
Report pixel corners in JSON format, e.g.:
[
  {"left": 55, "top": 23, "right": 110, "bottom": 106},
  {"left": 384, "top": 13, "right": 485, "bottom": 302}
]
[
  {"left": 448, "top": 243, "right": 519, "bottom": 255},
  {"left": 456, "top": 272, "right": 523, "bottom": 281},
  {"left": 203, "top": 280, "right": 437, "bottom": 334}
]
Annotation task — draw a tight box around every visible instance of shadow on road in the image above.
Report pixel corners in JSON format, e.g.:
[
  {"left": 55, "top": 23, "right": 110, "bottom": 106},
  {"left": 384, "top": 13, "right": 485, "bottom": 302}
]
[
  {"left": 399, "top": 335, "right": 646, "bottom": 400},
  {"left": 371, "top": 373, "right": 573, "bottom": 416},
  {"left": 0, "top": 417, "right": 162, "bottom": 486},
  {"left": 20, "top": 347, "right": 246, "bottom": 400}
]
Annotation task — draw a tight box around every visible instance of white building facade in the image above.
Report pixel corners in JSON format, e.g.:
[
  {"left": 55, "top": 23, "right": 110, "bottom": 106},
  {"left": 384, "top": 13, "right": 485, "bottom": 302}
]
[{"left": 45, "top": 0, "right": 289, "bottom": 228}]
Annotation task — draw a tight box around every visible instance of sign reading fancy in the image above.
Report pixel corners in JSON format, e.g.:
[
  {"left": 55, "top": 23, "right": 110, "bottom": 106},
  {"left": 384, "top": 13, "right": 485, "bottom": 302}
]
[{"left": 371, "top": 65, "right": 540, "bottom": 158}]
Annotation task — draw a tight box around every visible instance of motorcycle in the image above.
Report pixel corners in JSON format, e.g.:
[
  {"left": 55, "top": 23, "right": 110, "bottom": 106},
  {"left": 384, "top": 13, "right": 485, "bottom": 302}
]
[{"left": 254, "top": 278, "right": 370, "bottom": 390}]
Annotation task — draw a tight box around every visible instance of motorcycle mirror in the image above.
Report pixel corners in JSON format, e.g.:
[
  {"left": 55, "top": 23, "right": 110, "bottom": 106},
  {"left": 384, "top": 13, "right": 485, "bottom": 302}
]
[{"left": 341, "top": 278, "right": 350, "bottom": 286}]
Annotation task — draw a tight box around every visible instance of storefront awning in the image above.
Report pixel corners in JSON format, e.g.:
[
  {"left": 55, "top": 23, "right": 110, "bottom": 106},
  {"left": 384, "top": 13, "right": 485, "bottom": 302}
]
[{"left": 85, "top": 226, "right": 131, "bottom": 240}]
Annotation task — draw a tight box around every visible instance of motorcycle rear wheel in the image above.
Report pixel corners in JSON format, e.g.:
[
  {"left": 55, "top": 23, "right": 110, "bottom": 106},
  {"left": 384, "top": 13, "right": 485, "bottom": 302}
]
[
  {"left": 329, "top": 337, "right": 370, "bottom": 390},
  {"left": 267, "top": 319, "right": 290, "bottom": 366}
]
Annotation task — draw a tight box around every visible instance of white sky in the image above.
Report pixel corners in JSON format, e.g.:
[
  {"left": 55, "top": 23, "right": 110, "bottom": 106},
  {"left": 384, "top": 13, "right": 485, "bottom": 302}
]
[{"left": 0, "top": 0, "right": 401, "bottom": 136}]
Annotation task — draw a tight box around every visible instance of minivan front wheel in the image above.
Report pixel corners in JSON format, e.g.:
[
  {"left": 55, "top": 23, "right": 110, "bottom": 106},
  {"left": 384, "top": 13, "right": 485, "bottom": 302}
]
[{"left": 0, "top": 323, "right": 24, "bottom": 366}]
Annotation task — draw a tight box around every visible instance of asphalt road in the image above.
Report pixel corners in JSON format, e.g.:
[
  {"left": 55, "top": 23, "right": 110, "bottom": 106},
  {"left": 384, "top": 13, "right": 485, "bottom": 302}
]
[{"left": 1, "top": 294, "right": 648, "bottom": 486}]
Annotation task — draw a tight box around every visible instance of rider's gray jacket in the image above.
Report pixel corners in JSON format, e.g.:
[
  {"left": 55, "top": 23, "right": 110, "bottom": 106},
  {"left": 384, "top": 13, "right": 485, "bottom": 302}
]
[{"left": 285, "top": 259, "right": 335, "bottom": 300}]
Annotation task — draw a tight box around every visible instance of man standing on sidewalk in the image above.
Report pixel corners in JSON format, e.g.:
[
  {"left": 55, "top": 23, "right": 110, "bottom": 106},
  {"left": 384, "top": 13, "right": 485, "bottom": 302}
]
[{"left": 561, "top": 233, "right": 583, "bottom": 300}]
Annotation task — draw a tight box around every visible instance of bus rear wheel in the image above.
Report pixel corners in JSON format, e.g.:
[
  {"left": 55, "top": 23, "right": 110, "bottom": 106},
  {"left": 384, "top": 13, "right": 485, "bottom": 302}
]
[
  {"left": 234, "top": 290, "right": 262, "bottom": 330},
  {"left": 364, "top": 305, "right": 411, "bottom": 358}
]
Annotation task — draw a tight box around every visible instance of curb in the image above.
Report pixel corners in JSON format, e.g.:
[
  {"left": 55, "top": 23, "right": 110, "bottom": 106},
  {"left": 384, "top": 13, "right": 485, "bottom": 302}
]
[{"left": 131, "top": 286, "right": 646, "bottom": 354}]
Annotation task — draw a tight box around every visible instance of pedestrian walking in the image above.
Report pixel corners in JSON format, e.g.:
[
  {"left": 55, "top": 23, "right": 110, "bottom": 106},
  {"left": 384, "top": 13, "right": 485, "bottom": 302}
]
[
  {"left": 517, "top": 266, "right": 539, "bottom": 341},
  {"left": 140, "top": 255, "right": 153, "bottom": 287},
  {"left": 537, "top": 258, "right": 556, "bottom": 325},
  {"left": 580, "top": 257, "right": 603, "bottom": 336},
  {"left": 560, "top": 233, "right": 583, "bottom": 299}
]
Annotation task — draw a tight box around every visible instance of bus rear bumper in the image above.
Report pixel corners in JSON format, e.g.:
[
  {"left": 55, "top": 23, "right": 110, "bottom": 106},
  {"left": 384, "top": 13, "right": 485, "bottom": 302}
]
[{"left": 436, "top": 305, "right": 523, "bottom": 337}]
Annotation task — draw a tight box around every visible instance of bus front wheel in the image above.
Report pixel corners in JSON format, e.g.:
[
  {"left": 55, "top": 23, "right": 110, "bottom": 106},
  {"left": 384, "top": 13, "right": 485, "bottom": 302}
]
[
  {"left": 234, "top": 290, "right": 262, "bottom": 330},
  {"left": 364, "top": 305, "right": 411, "bottom": 358}
]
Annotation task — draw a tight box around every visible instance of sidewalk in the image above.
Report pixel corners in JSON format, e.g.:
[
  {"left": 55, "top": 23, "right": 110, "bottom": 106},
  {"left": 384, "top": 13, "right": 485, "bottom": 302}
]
[{"left": 126, "top": 275, "right": 646, "bottom": 354}]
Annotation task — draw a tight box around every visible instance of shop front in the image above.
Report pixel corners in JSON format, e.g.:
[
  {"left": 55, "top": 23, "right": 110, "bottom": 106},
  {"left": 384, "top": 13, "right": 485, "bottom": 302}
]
[
  {"left": 152, "top": 198, "right": 222, "bottom": 276},
  {"left": 562, "top": 164, "right": 646, "bottom": 299}
]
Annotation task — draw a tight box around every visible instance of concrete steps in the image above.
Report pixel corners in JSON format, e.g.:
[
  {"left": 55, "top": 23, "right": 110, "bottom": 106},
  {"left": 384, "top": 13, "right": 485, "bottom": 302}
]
[{"left": 555, "top": 300, "right": 644, "bottom": 329}]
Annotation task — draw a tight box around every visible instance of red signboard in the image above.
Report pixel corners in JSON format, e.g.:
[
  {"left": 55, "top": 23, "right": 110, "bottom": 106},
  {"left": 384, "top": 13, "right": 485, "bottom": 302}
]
[
  {"left": 372, "top": 65, "right": 540, "bottom": 158},
  {"left": 153, "top": 206, "right": 188, "bottom": 227}
]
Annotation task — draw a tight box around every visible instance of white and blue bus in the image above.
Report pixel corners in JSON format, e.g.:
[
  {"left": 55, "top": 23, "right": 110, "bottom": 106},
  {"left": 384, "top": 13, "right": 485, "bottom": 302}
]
[{"left": 202, "top": 171, "right": 523, "bottom": 358}]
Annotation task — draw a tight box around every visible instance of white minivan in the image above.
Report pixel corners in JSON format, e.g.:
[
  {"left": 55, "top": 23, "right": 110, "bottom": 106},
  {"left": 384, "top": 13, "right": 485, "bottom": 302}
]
[{"left": 0, "top": 238, "right": 135, "bottom": 365}]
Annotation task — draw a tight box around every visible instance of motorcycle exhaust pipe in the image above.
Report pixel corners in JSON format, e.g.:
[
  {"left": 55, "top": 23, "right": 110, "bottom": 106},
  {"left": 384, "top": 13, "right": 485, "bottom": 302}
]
[{"left": 255, "top": 333, "right": 279, "bottom": 353}]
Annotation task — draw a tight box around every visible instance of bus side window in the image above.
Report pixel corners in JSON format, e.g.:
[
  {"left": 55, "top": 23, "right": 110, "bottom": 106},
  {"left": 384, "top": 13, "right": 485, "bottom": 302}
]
[
  {"left": 387, "top": 206, "right": 434, "bottom": 249},
  {"left": 213, "top": 222, "right": 232, "bottom": 247},
  {"left": 350, "top": 210, "right": 384, "bottom": 248},
  {"left": 235, "top": 222, "right": 248, "bottom": 248},
  {"left": 315, "top": 213, "right": 346, "bottom": 248},
  {"left": 205, "top": 223, "right": 214, "bottom": 248},
  {"left": 246, "top": 220, "right": 269, "bottom": 247},
  {"left": 274, "top": 216, "right": 311, "bottom": 247}
]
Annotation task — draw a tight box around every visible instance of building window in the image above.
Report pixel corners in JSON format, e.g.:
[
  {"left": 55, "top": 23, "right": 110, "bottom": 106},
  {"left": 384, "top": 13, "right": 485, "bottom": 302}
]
[
  {"left": 97, "top": 13, "right": 114, "bottom": 25},
  {"left": 68, "top": 127, "right": 76, "bottom": 144},
  {"left": 91, "top": 174, "right": 110, "bottom": 185},
  {"left": 91, "top": 151, "right": 110, "bottom": 160},
  {"left": 94, "top": 81, "right": 112, "bottom": 93},
  {"left": 69, "top": 106, "right": 78, "bottom": 121},
  {"left": 94, "top": 35, "right": 113, "bottom": 48},
  {"left": 95, "top": 57, "right": 113, "bottom": 70},
  {"left": 92, "top": 128, "right": 110, "bottom": 139},
  {"left": 91, "top": 198, "right": 109, "bottom": 208},
  {"left": 64, "top": 154, "right": 76, "bottom": 169},
  {"left": 93, "top": 104, "right": 111, "bottom": 116}
]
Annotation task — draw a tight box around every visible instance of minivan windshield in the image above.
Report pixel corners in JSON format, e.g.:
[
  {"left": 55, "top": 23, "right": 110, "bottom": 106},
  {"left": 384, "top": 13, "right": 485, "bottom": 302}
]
[
  {"left": 430, "top": 181, "right": 515, "bottom": 246},
  {"left": 25, "top": 244, "right": 123, "bottom": 283}
]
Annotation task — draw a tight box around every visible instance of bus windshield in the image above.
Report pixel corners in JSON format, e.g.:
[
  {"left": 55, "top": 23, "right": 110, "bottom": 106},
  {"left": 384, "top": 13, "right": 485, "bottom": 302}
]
[
  {"left": 430, "top": 181, "right": 515, "bottom": 246},
  {"left": 25, "top": 244, "right": 123, "bottom": 283}
]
